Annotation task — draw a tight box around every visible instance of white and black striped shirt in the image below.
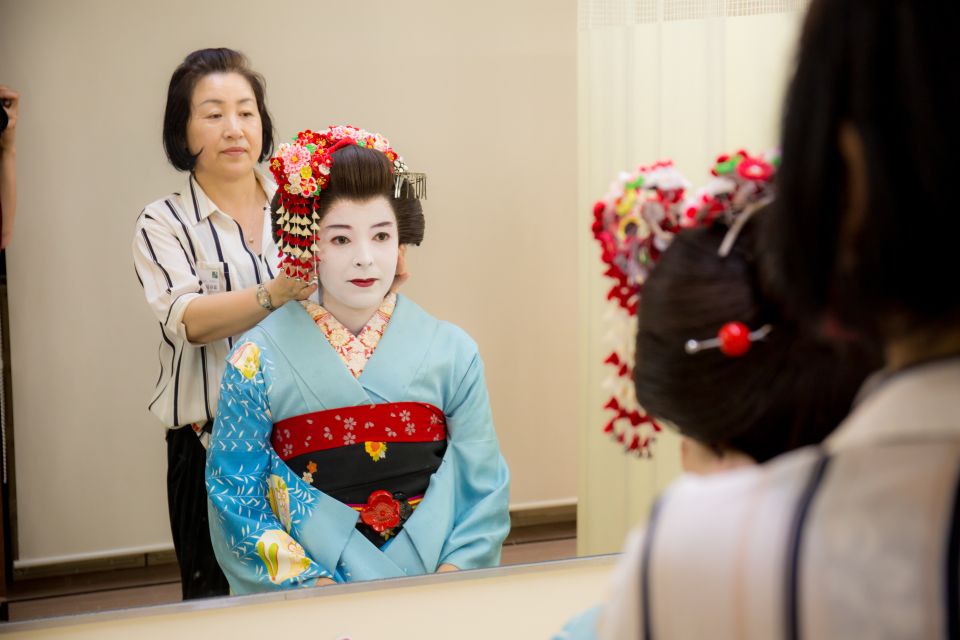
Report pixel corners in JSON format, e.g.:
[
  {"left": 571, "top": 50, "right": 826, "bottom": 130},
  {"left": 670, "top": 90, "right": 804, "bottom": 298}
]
[{"left": 132, "top": 172, "right": 279, "bottom": 428}]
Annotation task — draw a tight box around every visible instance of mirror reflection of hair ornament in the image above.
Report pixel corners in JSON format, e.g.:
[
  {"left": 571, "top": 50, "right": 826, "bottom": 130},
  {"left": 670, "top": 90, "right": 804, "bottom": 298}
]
[
  {"left": 591, "top": 149, "right": 778, "bottom": 455},
  {"left": 269, "top": 125, "right": 427, "bottom": 279}
]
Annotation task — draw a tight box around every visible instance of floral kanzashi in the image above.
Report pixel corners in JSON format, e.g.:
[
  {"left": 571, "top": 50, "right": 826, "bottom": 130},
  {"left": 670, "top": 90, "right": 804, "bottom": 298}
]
[
  {"left": 360, "top": 490, "right": 401, "bottom": 533},
  {"left": 592, "top": 149, "right": 778, "bottom": 456},
  {"left": 269, "top": 126, "right": 413, "bottom": 280},
  {"left": 365, "top": 441, "right": 388, "bottom": 462}
]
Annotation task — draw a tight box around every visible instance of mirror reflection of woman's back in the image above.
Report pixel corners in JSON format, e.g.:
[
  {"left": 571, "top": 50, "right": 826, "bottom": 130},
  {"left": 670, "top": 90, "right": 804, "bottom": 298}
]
[{"left": 634, "top": 216, "right": 879, "bottom": 475}]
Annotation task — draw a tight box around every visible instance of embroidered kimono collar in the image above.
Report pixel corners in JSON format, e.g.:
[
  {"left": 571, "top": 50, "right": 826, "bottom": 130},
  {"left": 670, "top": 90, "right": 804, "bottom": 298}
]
[
  {"left": 257, "top": 295, "right": 440, "bottom": 416},
  {"left": 300, "top": 293, "right": 398, "bottom": 378}
]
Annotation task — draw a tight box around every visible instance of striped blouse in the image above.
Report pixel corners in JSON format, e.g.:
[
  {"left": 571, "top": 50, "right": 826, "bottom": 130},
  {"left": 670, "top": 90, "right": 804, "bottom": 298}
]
[
  {"left": 132, "top": 172, "right": 280, "bottom": 428},
  {"left": 597, "top": 358, "right": 960, "bottom": 639}
]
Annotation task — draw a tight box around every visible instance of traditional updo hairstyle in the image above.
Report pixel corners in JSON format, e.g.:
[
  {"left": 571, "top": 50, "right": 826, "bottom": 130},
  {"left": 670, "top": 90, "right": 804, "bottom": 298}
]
[
  {"left": 271, "top": 145, "right": 424, "bottom": 246},
  {"left": 634, "top": 212, "right": 879, "bottom": 463}
]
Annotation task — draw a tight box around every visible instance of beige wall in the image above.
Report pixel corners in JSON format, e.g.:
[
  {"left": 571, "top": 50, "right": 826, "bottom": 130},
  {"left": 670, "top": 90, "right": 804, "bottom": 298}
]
[{"left": 0, "top": 0, "right": 578, "bottom": 565}]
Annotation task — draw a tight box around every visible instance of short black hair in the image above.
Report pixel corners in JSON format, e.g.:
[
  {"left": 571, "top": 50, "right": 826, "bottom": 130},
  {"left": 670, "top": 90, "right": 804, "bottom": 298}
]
[
  {"left": 271, "top": 145, "right": 425, "bottom": 246},
  {"left": 163, "top": 48, "right": 275, "bottom": 171},
  {"left": 762, "top": 0, "right": 960, "bottom": 337},
  {"left": 634, "top": 217, "right": 878, "bottom": 462}
]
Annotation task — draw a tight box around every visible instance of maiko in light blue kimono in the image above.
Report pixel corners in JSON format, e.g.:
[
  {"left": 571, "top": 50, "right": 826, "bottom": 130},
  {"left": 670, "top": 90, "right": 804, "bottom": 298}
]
[{"left": 206, "top": 295, "right": 511, "bottom": 594}]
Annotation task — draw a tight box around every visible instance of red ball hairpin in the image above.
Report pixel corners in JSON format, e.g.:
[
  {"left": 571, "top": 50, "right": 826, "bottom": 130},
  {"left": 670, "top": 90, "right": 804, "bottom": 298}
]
[{"left": 684, "top": 322, "right": 772, "bottom": 357}]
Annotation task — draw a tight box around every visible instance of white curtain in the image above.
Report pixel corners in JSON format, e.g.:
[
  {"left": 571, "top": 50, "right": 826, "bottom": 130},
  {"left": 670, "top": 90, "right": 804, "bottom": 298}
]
[{"left": 577, "top": 0, "right": 806, "bottom": 555}]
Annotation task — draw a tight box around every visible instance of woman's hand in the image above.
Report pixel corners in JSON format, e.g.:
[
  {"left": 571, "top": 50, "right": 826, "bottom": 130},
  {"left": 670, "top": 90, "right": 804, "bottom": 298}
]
[
  {"left": 437, "top": 563, "right": 460, "bottom": 573},
  {"left": 181, "top": 275, "right": 316, "bottom": 344},
  {"left": 266, "top": 272, "right": 318, "bottom": 307},
  {"left": 315, "top": 577, "right": 337, "bottom": 587}
]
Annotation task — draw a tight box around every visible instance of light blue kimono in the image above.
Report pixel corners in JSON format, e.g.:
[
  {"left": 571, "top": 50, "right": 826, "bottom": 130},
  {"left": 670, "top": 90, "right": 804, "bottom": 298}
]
[{"left": 206, "top": 295, "right": 511, "bottom": 594}]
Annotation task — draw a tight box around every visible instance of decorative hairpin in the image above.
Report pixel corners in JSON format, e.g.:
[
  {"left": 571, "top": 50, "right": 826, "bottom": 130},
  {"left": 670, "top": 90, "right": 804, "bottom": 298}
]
[
  {"left": 269, "top": 125, "right": 426, "bottom": 279},
  {"left": 591, "top": 149, "right": 778, "bottom": 455},
  {"left": 684, "top": 322, "right": 772, "bottom": 357}
]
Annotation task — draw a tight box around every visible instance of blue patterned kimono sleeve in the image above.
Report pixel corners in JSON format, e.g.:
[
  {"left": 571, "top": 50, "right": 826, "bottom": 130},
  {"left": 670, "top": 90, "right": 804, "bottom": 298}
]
[
  {"left": 437, "top": 352, "right": 511, "bottom": 569},
  {"left": 206, "top": 339, "right": 333, "bottom": 593}
]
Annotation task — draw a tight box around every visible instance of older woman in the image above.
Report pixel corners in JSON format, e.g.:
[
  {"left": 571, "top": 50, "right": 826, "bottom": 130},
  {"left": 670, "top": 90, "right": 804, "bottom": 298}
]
[{"left": 132, "top": 48, "right": 317, "bottom": 599}]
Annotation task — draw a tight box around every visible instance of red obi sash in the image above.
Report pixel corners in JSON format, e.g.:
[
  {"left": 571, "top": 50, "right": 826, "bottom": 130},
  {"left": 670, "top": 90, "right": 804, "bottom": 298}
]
[{"left": 271, "top": 401, "right": 447, "bottom": 461}]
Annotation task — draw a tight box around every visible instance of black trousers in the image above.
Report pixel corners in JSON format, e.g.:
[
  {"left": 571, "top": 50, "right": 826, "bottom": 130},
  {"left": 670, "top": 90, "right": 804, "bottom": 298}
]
[{"left": 166, "top": 425, "right": 229, "bottom": 600}]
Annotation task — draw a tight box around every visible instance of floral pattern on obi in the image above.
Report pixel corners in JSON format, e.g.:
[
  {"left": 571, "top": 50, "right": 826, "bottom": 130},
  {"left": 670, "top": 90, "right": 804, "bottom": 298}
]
[{"left": 301, "top": 293, "right": 396, "bottom": 378}]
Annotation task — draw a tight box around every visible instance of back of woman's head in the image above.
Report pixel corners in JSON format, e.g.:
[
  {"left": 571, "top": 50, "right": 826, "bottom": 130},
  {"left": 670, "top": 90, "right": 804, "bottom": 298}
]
[
  {"left": 764, "top": 0, "right": 960, "bottom": 336},
  {"left": 271, "top": 145, "right": 425, "bottom": 245},
  {"left": 635, "top": 217, "right": 878, "bottom": 462}
]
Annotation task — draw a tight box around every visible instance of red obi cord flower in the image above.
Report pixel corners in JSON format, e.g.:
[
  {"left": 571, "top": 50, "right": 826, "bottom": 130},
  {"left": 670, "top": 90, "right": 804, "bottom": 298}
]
[{"left": 360, "top": 490, "right": 401, "bottom": 533}]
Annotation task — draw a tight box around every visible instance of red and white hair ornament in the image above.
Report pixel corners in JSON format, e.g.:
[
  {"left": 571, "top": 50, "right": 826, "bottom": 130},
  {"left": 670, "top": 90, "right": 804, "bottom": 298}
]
[
  {"left": 268, "top": 125, "right": 426, "bottom": 279},
  {"left": 591, "top": 149, "right": 778, "bottom": 454}
]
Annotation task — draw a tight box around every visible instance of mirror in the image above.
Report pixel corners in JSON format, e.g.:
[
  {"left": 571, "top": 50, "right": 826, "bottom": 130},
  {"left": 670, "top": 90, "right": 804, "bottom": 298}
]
[{"left": 0, "top": 0, "right": 804, "bottom": 621}]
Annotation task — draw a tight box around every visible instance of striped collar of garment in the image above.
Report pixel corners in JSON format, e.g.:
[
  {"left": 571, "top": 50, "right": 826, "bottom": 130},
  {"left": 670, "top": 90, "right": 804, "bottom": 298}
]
[{"left": 184, "top": 170, "right": 276, "bottom": 225}]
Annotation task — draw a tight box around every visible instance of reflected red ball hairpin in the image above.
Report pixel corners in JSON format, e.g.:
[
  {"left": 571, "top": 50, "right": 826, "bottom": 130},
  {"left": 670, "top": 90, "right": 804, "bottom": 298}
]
[{"left": 684, "top": 322, "right": 772, "bottom": 357}]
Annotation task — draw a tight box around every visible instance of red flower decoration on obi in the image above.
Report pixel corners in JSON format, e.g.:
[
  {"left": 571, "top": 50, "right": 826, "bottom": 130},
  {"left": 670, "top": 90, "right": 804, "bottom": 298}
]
[{"left": 360, "top": 490, "right": 401, "bottom": 533}]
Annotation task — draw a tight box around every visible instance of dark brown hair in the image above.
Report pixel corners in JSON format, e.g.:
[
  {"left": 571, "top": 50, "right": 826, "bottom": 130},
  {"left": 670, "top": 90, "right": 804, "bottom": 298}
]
[
  {"left": 271, "top": 145, "right": 425, "bottom": 245},
  {"left": 634, "top": 217, "right": 879, "bottom": 463},
  {"left": 163, "top": 48, "right": 275, "bottom": 171},
  {"left": 762, "top": 0, "right": 960, "bottom": 338}
]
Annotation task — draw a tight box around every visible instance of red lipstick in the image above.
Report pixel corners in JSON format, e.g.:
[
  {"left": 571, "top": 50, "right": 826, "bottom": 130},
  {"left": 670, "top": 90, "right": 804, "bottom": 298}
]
[{"left": 350, "top": 279, "right": 376, "bottom": 288}]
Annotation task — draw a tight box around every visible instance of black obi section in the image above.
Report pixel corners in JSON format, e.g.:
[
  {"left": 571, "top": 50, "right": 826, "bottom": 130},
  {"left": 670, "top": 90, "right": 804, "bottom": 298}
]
[{"left": 284, "top": 440, "right": 447, "bottom": 547}]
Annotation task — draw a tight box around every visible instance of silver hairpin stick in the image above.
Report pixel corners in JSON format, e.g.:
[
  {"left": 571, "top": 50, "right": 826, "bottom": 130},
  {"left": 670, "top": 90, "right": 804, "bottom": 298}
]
[{"left": 684, "top": 323, "right": 772, "bottom": 355}]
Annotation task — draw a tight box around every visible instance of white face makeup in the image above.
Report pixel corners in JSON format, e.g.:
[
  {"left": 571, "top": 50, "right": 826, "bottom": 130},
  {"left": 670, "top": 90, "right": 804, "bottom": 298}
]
[
  {"left": 316, "top": 196, "right": 399, "bottom": 323},
  {"left": 186, "top": 72, "right": 262, "bottom": 181}
]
